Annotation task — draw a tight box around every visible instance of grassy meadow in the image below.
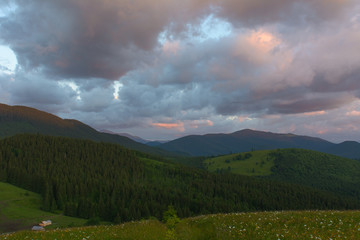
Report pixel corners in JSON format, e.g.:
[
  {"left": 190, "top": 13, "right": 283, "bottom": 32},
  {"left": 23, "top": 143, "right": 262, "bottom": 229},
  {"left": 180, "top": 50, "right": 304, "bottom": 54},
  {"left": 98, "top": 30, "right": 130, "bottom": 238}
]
[
  {"left": 204, "top": 150, "right": 274, "bottom": 176},
  {"left": 0, "top": 220, "right": 167, "bottom": 240},
  {"left": 176, "top": 210, "right": 360, "bottom": 240},
  {"left": 2, "top": 210, "right": 360, "bottom": 239},
  {"left": 0, "top": 182, "right": 87, "bottom": 233}
]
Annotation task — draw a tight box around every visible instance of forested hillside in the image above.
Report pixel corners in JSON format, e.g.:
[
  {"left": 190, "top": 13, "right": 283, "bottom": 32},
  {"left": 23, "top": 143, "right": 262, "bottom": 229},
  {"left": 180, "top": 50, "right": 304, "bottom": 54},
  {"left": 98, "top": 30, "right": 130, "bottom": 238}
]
[
  {"left": 205, "top": 149, "right": 360, "bottom": 200},
  {"left": 267, "top": 149, "right": 360, "bottom": 199},
  {"left": 0, "top": 134, "right": 358, "bottom": 223}
]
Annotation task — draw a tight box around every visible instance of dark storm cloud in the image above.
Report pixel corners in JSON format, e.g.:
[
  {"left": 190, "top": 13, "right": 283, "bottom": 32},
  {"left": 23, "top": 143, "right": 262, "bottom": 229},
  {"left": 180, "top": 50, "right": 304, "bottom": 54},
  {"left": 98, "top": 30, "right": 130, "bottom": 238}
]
[
  {"left": 0, "top": 0, "right": 175, "bottom": 79},
  {"left": 310, "top": 70, "right": 360, "bottom": 94},
  {"left": 8, "top": 73, "right": 76, "bottom": 106},
  {"left": 272, "top": 95, "right": 354, "bottom": 114},
  {"left": 216, "top": 0, "right": 354, "bottom": 27},
  {"left": 0, "top": 0, "right": 354, "bottom": 80}
]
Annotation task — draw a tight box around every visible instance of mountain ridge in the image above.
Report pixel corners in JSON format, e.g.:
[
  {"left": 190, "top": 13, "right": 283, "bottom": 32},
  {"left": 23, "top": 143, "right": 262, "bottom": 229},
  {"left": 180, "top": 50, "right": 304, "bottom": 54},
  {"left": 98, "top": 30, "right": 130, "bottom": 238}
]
[
  {"left": 2, "top": 103, "right": 360, "bottom": 159},
  {"left": 158, "top": 128, "right": 360, "bottom": 159},
  {"left": 0, "top": 103, "right": 170, "bottom": 156},
  {"left": 100, "top": 130, "right": 150, "bottom": 144}
]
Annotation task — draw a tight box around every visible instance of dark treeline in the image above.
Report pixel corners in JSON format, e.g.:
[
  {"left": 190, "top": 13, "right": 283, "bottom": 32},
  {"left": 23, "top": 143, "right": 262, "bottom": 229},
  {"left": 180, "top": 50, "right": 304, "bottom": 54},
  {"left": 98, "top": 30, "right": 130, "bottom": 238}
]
[{"left": 0, "top": 134, "right": 359, "bottom": 222}]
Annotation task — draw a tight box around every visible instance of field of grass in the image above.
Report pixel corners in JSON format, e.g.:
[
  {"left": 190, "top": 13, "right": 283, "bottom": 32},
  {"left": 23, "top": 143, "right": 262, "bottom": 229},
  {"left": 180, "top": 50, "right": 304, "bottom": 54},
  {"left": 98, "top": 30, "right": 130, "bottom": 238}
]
[
  {"left": 0, "top": 220, "right": 168, "bottom": 240},
  {"left": 204, "top": 150, "right": 274, "bottom": 176},
  {"left": 176, "top": 211, "right": 360, "bottom": 240},
  {"left": 2, "top": 210, "right": 360, "bottom": 239},
  {"left": 0, "top": 182, "right": 87, "bottom": 233}
]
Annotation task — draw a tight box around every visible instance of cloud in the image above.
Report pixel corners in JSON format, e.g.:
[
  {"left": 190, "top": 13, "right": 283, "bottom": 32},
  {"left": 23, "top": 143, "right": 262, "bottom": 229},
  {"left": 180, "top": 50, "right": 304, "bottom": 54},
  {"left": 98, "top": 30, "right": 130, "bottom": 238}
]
[
  {"left": 1, "top": 0, "right": 360, "bottom": 142},
  {"left": 302, "top": 111, "right": 326, "bottom": 116},
  {"left": 7, "top": 72, "right": 76, "bottom": 109},
  {"left": 0, "top": 0, "right": 214, "bottom": 80},
  {"left": 149, "top": 119, "right": 214, "bottom": 135},
  {"left": 162, "top": 41, "right": 181, "bottom": 56},
  {"left": 346, "top": 110, "right": 360, "bottom": 117},
  {"left": 214, "top": 0, "right": 355, "bottom": 29},
  {"left": 0, "top": 0, "right": 168, "bottom": 79},
  {"left": 1, "top": 0, "right": 354, "bottom": 81},
  {"left": 151, "top": 122, "right": 185, "bottom": 132}
]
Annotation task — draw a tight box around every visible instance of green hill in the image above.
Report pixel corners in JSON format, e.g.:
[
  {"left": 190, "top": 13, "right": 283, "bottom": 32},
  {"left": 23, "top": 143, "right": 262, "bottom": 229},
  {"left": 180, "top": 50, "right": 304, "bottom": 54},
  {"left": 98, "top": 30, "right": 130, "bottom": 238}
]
[
  {"left": 204, "top": 150, "right": 274, "bottom": 176},
  {"left": 205, "top": 149, "right": 360, "bottom": 200},
  {"left": 1, "top": 134, "right": 357, "bottom": 225},
  {"left": 0, "top": 182, "right": 86, "bottom": 233},
  {"left": 2, "top": 210, "right": 360, "bottom": 240},
  {"left": 0, "top": 103, "right": 170, "bottom": 156}
]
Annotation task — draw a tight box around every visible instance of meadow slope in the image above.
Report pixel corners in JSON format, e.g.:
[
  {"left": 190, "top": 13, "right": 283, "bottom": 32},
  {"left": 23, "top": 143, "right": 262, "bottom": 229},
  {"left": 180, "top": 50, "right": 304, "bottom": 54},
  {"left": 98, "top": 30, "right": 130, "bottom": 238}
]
[
  {"left": 2, "top": 210, "right": 360, "bottom": 240},
  {"left": 0, "top": 182, "right": 86, "bottom": 233}
]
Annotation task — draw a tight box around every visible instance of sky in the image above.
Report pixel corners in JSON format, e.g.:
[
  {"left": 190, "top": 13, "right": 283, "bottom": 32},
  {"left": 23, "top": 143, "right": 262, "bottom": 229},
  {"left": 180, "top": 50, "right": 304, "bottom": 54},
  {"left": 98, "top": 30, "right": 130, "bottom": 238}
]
[{"left": 1, "top": 0, "right": 360, "bottom": 142}]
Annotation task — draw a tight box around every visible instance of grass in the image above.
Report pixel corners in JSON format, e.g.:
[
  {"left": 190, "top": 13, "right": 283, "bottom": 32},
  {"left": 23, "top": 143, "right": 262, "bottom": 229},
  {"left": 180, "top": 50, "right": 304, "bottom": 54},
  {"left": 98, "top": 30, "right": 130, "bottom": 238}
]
[
  {"left": 0, "top": 182, "right": 87, "bottom": 233},
  {"left": 139, "top": 157, "right": 166, "bottom": 167},
  {"left": 176, "top": 211, "right": 360, "bottom": 240},
  {"left": 204, "top": 150, "right": 274, "bottom": 176},
  {"left": 2, "top": 210, "right": 360, "bottom": 239},
  {"left": 0, "top": 220, "right": 168, "bottom": 240}
]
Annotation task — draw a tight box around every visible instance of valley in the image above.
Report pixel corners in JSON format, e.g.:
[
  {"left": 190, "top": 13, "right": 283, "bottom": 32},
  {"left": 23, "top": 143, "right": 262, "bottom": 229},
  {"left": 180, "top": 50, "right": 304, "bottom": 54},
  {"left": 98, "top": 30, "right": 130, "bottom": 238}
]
[
  {"left": 2, "top": 0, "right": 359, "bottom": 238},
  {"left": 1, "top": 104, "right": 360, "bottom": 239}
]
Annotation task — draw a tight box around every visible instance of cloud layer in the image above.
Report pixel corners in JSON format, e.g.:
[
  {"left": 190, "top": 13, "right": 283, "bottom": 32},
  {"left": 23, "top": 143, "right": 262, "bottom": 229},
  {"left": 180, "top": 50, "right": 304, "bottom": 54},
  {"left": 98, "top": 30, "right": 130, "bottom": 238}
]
[{"left": 1, "top": 0, "right": 360, "bottom": 141}]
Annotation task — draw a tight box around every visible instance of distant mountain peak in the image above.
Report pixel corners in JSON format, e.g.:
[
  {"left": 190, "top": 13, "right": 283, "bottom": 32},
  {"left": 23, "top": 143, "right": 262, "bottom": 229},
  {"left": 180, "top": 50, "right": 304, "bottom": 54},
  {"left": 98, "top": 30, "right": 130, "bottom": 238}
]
[
  {"left": 231, "top": 129, "right": 289, "bottom": 138},
  {"left": 340, "top": 140, "right": 359, "bottom": 145},
  {"left": 232, "top": 129, "right": 267, "bottom": 135}
]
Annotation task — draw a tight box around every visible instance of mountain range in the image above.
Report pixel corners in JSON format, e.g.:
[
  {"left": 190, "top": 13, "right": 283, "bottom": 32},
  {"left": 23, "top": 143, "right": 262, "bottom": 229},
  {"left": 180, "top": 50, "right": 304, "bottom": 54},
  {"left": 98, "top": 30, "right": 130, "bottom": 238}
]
[
  {"left": 0, "top": 103, "right": 169, "bottom": 156},
  {"left": 1, "top": 103, "right": 360, "bottom": 159},
  {"left": 156, "top": 129, "right": 360, "bottom": 159}
]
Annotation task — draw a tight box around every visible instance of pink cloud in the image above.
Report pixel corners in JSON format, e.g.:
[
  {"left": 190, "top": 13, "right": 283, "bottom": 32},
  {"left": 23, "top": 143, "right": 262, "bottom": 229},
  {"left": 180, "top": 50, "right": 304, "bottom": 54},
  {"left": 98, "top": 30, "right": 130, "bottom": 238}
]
[
  {"left": 346, "top": 110, "right": 360, "bottom": 116},
  {"left": 316, "top": 129, "right": 329, "bottom": 135},
  {"left": 238, "top": 116, "right": 252, "bottom": 123},
  {"left": 151, "top": 119, "right": 213, "bottom": 132},
  {"left": 188, "top": 119, "right": 213, "bottom": 129},
  {"left": 151, "top": 122, "right": 185, "bottom": 132},
  {"left": 303, "top": 110, "right": 326, "bottom": 116},
  {"left": 162, "top": 41, "right": 180, "bottom": 55},
  {"left": 233, "top": 29, "right": 282, "bottom": 64}
]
